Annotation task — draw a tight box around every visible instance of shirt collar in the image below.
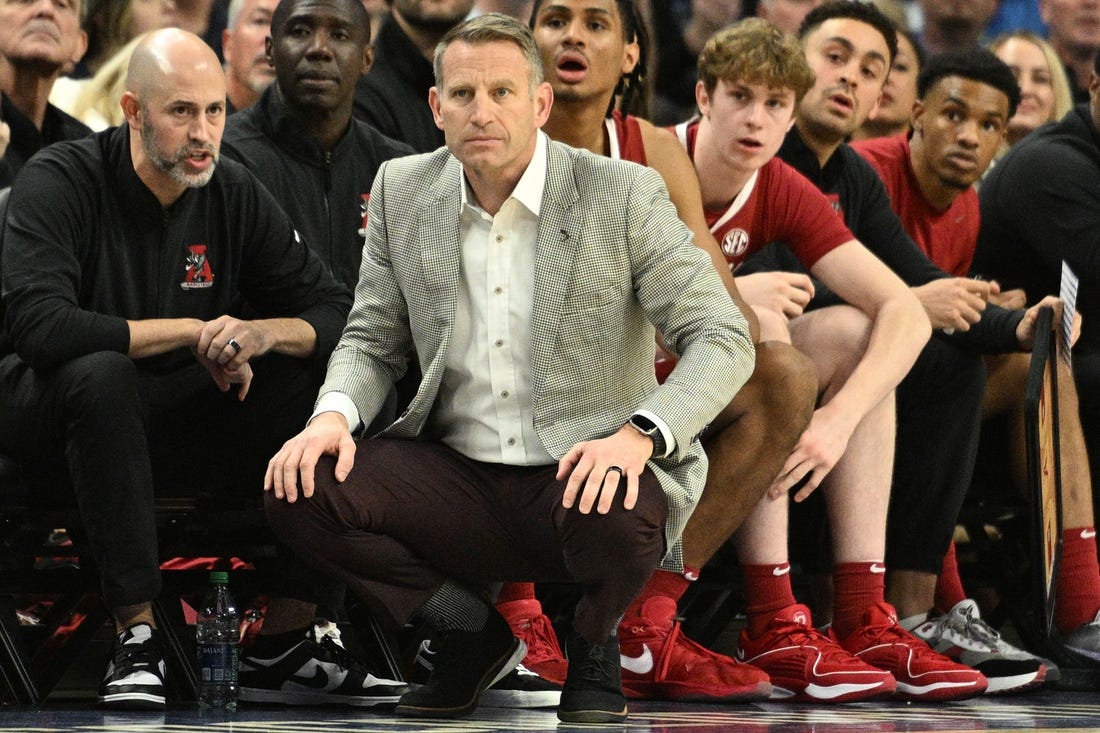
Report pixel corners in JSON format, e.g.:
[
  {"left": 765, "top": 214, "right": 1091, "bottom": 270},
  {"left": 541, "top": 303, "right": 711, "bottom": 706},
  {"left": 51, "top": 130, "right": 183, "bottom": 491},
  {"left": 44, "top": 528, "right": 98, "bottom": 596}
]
[{"left": 460, "top": 130, "right": 548, "bottom": 217}]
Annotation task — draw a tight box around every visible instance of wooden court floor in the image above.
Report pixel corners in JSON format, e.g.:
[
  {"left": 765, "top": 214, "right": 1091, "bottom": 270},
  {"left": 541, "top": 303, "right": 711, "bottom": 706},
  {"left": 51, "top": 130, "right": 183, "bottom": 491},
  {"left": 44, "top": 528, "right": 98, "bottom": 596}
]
[{"left": 3, "top": 689, "right": 1100, "bottom": 733}]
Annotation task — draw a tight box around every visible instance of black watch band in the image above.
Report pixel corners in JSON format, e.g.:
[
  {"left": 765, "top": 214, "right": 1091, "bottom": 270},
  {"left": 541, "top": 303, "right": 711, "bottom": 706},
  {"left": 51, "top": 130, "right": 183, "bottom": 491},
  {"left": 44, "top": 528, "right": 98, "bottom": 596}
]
[{"left": 628, "top": 414, "right": 666, "bottom": 457}]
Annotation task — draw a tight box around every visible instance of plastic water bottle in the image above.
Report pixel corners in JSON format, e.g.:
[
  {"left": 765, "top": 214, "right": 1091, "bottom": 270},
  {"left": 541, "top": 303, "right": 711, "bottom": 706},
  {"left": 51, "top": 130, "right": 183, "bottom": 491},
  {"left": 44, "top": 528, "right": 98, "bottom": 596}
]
[{"left": 196, "top": 570, "right": 239, "bottom": 709}]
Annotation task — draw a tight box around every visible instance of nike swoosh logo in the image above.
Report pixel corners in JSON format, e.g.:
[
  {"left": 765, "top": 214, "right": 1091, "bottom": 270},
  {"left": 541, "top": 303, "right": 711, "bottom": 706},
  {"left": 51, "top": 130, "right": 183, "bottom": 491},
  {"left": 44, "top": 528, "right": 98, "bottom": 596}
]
[
  {"left": 289, "top": 661, "right": 349, "bottom": 691},
  {"left": 620, "top": 644, "right": 654, "bottom": 674},
  {"left": 870, "top": 563, "right": 886, "bottom": 574},
  {"left": 289, "top": 665, "right": 330, "bottom": 689},
  {"left": 415, "top": 640, "right": 436, "bottom": 673},
  {"left": 773, "top": 565, "right": 791, "bottom": 576},
  {"left": 1082, "top": 529, "right": 1097, "bottom": 539},
  {"left": 684, "top": 571, "right": 699, "bottom": 581}
]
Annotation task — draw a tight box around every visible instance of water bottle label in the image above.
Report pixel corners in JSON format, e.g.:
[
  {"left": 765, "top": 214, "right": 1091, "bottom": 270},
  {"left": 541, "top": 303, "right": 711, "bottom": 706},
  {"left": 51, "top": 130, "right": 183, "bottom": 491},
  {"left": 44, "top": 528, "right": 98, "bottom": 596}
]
[{"left": 197, "top": 643, "right": 239, "bottom": 684}]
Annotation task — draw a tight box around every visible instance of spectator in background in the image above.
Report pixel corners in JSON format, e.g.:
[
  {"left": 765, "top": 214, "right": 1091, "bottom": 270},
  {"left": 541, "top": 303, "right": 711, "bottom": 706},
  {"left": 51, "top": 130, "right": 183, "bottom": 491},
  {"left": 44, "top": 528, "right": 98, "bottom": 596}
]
[
  {"left": 66, "top": 32, "right": 149, "bottom": 130},
  {"left": 352, "top": 0, "right": 474, "bottom": 152},
  {"left": 51, "top": 0, "right": 179, "bottom": 117},
  {"left": 176, "top": 0, "right": 229, "bottom": 60},
  {"left": 851, "top": 24, "right": 923, "bottom": 141},
  {"left": 649, "top": 0, "right": 741, "bottom": 125},
  {"left": 1041, "top": 0, "right": 1100, "bottom": 103},
  {"left": 222, "top": 0, "right": 278, "bottom": 113},
  {"left": 915, "top": 0, "right": 998, "bottom": 56},
  {"left": 989, "top": 30, "right": 1074, "bottom": 146},
  {"left": 0, "top": 0, "right": 91, "bottom": 187},
  {"left": 756, "top": 0, "right": 823, "bottom": 34},
  {"left": 362, "top": 0, "right": 386, "bottom": 37},
  {"left": 472, "top": 0, "right": 532, "bottom": 18},
  {"left": 986, "top": 0, "right": 1047, "bottom": 37},
  {"left": 77, "top": 0, "right": 178, "bottom": 77}
]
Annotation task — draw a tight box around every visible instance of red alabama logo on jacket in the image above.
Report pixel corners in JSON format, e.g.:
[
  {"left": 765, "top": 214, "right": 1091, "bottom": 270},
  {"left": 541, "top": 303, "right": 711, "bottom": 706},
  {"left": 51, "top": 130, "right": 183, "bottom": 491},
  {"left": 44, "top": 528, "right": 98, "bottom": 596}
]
[
  {"left": 181, "top": 244, "right": 214, "bottom": 289},
  {"left": 358, "top": 193, "right": 370, "bottom": 239}
]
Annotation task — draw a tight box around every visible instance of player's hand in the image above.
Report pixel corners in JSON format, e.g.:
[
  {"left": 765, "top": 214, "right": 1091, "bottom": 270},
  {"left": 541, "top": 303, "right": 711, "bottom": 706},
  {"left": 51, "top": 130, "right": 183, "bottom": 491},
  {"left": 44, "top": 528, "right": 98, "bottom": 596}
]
[
  {"left": 265, "top": 411, "right": 356, "bottom": 503},
  {"left": 913, "top": 277, "right": 990, "bottom": 332},
  {"left": 767, "top": 402, "right": 859, "bottom": 502},
  {"left": 1015, "top": 295, "right": 1064, "bottom": 351},
  {"left": 557, "top": 424, "right": 653, "bottom": 515},
  {"left": 735, "top": 272, "right": 816, "bottom": 320},
  {"left": 990, "top": 286, "right": 1027, "bottom": 310}
]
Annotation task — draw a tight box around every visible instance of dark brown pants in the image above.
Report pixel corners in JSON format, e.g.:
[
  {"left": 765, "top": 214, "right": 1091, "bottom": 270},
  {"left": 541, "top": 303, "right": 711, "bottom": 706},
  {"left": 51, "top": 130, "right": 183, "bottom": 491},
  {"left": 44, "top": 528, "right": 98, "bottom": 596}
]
[{"left": 265, "top": 438, "right": 668, "bottom": 642}]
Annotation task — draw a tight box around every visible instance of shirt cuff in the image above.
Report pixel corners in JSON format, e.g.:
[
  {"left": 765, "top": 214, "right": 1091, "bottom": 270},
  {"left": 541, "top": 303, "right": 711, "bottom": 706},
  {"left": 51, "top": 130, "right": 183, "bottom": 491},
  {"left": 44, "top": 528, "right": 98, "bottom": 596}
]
[
  {"left": 312, "top": 391, "right": 362, "bottom": 434},
  {"left": 634, "top": 408, "right": 676, "bottom": 459}
]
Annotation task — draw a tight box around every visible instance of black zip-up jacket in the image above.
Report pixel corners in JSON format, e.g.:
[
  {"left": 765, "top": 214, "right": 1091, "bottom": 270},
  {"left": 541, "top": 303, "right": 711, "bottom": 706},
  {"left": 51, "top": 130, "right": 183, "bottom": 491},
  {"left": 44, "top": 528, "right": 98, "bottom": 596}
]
[
  {"left": 0, "top": 93, "right": 91, "bottom": 188},
  {"left": 741, "top": 126, "right": 1024, "bottom": 353},
  {"left": 0, "top": 124, "right": 352, "bottom": 375},
  {"left": 352, "top": 13, "right": 443, "bottom": 153},
  {"left": 976, "top": 105, "right": 1100, "bottom": 354},
  {"left": 222, "top": 85, "right": 414, "bottom": 290}
]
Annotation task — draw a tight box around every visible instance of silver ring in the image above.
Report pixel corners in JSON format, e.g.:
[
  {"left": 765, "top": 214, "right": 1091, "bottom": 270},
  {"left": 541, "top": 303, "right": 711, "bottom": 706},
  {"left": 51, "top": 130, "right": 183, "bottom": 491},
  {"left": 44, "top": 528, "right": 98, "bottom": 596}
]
[
  {"left": 227, "top": 338, "right": 242, "bottom": 355},
  {"left": 606, "top": 465, "right": 623, "bottom": 477}
]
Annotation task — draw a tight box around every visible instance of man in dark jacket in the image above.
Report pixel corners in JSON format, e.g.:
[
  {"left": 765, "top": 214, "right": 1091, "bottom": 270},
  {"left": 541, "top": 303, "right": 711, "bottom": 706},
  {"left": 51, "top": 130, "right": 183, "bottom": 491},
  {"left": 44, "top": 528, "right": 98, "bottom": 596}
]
[
  {"left": 351, "top": 0, "right": 473, "bottom": 152},
  {"left": 975, "top": 49, "right": 1100, "bottom": 667},
  {"left": 0, "top": 29, "right": 361, "bottom": 711},
  {"left": 223, "top": 0, "right": 413, "bottom": 289},
  {"left": 219, "top": 0, "right": 418, "bottom": 707}
]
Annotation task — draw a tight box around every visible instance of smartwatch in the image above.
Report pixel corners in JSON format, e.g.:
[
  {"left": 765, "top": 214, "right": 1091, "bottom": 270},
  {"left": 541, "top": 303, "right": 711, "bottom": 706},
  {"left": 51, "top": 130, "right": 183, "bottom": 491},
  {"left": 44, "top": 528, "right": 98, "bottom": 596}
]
[{"left": 627, "top": 414, "right": 666, "bottom": 458}]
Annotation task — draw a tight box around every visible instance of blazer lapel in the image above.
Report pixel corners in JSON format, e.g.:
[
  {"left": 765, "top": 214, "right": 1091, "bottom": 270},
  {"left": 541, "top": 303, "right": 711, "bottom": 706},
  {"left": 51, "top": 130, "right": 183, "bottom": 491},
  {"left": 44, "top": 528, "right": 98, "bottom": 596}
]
[
  {"left": 530, "top": 143, "right": 579, "bottom": 398},
  {"left": 419, "top": 159, "right": 462, "bottom": 326}
]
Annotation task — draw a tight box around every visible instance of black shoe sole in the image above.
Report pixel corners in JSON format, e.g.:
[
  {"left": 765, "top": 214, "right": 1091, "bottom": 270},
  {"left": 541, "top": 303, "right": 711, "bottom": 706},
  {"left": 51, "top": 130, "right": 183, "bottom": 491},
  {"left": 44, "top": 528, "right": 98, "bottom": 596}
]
[{"left": 395, "top": 638, "right": 525, "bottom": 718}]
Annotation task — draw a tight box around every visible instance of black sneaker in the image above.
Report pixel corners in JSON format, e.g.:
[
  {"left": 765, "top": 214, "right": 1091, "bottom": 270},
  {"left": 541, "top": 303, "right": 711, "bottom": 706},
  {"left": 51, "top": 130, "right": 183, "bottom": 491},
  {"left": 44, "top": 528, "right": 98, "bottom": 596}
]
[
  {"left": 239, "top": 620, "right": 410, "bottom": 706},
  {"left": 412, "top": 639, "right": 561, "bottom": 709},
  {"left": 396, "top": 609, "right": 525, "bottom": 718},
  {"left": 558, "top": 630, "right": 628, "bottom": 723},
  {"left": 98, "top": 623, "right": 167, "bottom": 710}
]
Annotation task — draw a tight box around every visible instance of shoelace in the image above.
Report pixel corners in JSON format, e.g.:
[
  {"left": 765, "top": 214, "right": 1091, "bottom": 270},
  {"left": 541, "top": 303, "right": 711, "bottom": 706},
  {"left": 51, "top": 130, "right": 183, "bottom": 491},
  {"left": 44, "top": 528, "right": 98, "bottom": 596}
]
[
  {"left": 861, "top": 618, "right": 944, "bottom": 659},
  {"left": 114, "top": 640, "right": 162, "bottom": 673},
  {"left": 310, "top": 623, "right": 370, "bottom": 675},
  {"left": 775, "top": 622, "right": 856, "bottom": 663},
  {"left": 574, "top": 641, "right": 619, "bottom": 687},
  {"left": 523, "top": 613, "right": 565, "bottom": 664},
  {"left": 952, "top": 606, "right": 1002, "bottom": 648}
]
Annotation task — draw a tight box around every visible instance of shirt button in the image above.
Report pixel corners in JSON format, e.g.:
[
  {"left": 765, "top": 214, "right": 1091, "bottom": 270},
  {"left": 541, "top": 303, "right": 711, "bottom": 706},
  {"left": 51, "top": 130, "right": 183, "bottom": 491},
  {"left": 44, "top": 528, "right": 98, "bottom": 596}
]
[
  {"left": 507, "top": 437, "right": 516, "bottom": 446},
  {"left": 500, "top": 390, "right": 509, "bottom": 398},
  {"left": 495, "top": 234, "right": 503, "bottom": 243},
  {"left": 493, "top": 287, "right": 503, "bottom": 294},
  {"left": 495, "top": 339, "right": 504, "bottom": 347}
]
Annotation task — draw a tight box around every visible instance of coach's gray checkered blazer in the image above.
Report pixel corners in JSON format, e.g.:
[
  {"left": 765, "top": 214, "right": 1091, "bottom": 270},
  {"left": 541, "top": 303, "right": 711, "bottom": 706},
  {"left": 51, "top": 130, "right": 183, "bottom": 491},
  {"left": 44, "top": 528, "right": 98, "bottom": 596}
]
[{"left": 319, "top": 138, "right": 754, "bottom": 570}]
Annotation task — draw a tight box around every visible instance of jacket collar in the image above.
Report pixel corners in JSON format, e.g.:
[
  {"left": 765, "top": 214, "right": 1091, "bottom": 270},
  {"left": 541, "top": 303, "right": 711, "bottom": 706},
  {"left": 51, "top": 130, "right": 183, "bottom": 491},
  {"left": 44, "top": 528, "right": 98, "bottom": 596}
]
[
  {"left": 107, "top": 124, "right": 194, "bottom": 225},
  {"left": 251, "top": 84, "right": 353, "bottom": 167}
]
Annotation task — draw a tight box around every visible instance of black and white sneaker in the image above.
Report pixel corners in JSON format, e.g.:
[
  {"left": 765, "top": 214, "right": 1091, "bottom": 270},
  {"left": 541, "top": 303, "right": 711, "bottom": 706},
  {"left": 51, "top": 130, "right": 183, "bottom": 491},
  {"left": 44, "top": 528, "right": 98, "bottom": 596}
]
[
  {"left": 239, "top": 620, "right": 410, "bottom": 706},
  {"left": 98, "top": 623, "right": 167, "bottom": 710},
  {"left": 396, "top": 609, "right": 525, "bottom": 718},
  {"left": 413, "top": 639, "right": 561, "bottom": 708}
]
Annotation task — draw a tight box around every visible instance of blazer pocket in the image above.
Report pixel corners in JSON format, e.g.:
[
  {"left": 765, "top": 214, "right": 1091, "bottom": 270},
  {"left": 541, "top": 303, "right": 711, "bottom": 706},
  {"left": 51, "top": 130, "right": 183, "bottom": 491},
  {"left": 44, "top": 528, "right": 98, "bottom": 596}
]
[{"left": 561, "top": 283, "right": 620, "bottom": 315}]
